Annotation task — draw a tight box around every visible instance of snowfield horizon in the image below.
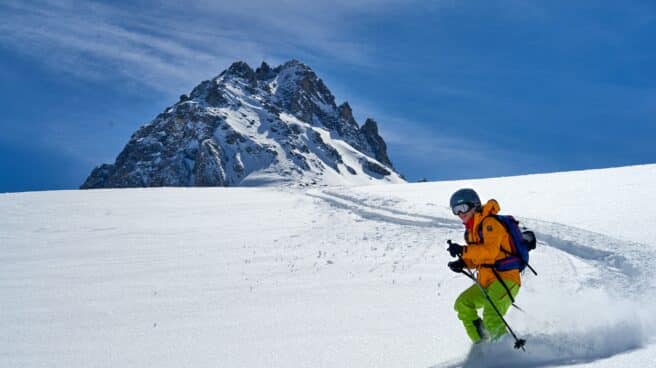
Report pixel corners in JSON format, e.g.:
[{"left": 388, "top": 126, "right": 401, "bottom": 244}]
[{"left": 2, "top": 163, "right": 656, "bottom": 367}]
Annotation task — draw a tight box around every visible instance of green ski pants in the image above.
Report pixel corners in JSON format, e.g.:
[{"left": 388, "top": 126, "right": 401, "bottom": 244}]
[{"left": 454, "top": 279, "right": 520, "bottom": 343}]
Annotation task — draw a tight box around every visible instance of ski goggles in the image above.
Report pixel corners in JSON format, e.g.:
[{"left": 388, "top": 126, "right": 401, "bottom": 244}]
[{"left": 451, "top": 203, "right": 473, "bottom": 215}]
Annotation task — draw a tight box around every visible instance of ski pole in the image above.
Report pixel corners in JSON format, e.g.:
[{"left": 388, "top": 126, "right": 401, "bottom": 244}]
[{"left": 460, "top": 267, "right": 527, "bottom": 351}]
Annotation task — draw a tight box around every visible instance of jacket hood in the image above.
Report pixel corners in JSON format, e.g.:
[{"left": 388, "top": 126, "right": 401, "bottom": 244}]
[
  {"left": 467, "top": 198, "right": 501, "bottom": 244},
  {"left": 480, "top": 199, "right": 500, "bottom": 217}
]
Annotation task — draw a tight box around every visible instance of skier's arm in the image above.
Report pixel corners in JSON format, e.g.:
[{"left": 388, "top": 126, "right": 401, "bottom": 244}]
[{"left": 462, "top": 217, "right": 503, "bottom": 266}]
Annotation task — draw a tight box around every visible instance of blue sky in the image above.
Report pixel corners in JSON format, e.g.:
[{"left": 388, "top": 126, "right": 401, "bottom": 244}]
[{"left": 1, "top": 0, "right": 655, "bottom": 192}]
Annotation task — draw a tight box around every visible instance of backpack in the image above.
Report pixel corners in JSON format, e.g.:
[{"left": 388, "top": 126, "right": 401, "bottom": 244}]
[{"left": 476, "top": 215, "right": 538, "bottom": 275}]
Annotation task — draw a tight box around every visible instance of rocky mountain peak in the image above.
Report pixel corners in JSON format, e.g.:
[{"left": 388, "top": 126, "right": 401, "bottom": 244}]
[
  {"left": 221, "top": 61, "right": 258, "bottom": 88},
  {"left": 337, "top": 102, "right": 357, "bottom": 127},
  {"left": 276, "top": 59, "right": 311, "bottom": 73},
  {"left": 360, "top": 118, "right": 392, "bottom": 168},
  {"left": 225, "top": 61, "right": 255, "bottom": 78},
  {"left": 255, "top": 61, "right": 274, "bottom": 80},
  {"left": 81, "top": 60, "right": 404, "bottom": 189},
  {"left": 266, "top": 62, "right": 337, "bottom": 127}
]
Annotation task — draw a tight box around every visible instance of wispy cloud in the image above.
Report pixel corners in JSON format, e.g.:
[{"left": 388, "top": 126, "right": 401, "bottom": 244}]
[
  {"left": 1, "top": 1, "right": 251, "bottom": 91},
  {"left": 0, "top": 0, "right": 416, "bottom": 93},
  {"left": 321, "top": 88, "right": 483, "bottom": 163},
  {"left": 338, "top": 93, "right": 554, "bottom": 179}
]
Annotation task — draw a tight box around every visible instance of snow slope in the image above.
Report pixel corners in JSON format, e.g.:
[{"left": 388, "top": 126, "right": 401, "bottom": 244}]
[{"left": 2, "top": 164, "right": 656, "bottom": 367}]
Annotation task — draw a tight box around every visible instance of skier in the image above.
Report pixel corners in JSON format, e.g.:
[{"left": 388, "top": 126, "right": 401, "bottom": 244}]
[{"left": 446, "top": 188, "right": 521, "bottom": 344}]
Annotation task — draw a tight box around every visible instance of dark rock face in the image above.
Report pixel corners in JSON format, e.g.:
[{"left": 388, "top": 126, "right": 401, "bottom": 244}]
[
  {"left": 225, "top": 61, "right": 257, "bottom": 86},
  {"left": 81, "top": 60, "right": 402, "bottom": 189},
  {"left": 360, "top": 118, "right": 393, "bottom": 168}
]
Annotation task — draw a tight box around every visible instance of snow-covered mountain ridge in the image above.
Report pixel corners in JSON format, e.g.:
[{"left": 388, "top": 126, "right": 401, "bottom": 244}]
[{"left": 81, "top": 60, "right": 404, "bottom": 188}]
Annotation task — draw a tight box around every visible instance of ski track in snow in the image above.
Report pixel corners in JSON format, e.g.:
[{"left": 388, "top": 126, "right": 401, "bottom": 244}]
[
  {"left": 309, "top": 188, "right": 653, "bottom": 286},
  {"left": 309, "top": 187, "right": 656, "bottom": 368},
  {"left": 306, "top": 190, "right": 461, "bottom": 230}
]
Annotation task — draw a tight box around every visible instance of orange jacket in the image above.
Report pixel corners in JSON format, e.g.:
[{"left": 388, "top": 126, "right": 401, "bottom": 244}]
[{"left": 461, "top": 199, "right": 521, "bottom": 289}]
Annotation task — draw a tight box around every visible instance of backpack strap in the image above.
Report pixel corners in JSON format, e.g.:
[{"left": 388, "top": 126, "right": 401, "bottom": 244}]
[
  {"left": 481, "top": 264, "right": 518, "bottom": 304},
  {"left": 478, "top": 215, "right": 538, "bottom": 276},
  {"left": 473, "top": 215, "right": 519, "bottom": 304},
  {"left": 474, "top": 215, "right": 513, "bottom": 255},
  {"left": 523, "top": 260, "right": 538, "bottom": 276}
]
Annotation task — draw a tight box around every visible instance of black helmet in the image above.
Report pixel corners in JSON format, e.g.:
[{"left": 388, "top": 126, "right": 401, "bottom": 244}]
[{"left": 450, "top": 188, "right": 481, "bottom": 213}]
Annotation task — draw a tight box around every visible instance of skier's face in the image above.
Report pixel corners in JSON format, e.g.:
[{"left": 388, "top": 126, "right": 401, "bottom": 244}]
[{"left": 457, "top": 208, "right": 474, "bottom": 223}]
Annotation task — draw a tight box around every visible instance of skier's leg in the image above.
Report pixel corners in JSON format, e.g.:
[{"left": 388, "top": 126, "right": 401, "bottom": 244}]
[
  {"left": 454, "top": 284, "right": 486, "bottom": 342},
  {"left": 481, "top": 280, "right": 520, "bottom": 341}
]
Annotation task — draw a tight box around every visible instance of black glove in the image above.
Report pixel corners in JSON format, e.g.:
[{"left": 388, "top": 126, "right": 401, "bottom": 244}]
[
  {"left": 446, "top": 240, "right": 464, "bottom": 257},
  {"left": 448, "top": 259, "right": 466, "bottom": 273}
]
